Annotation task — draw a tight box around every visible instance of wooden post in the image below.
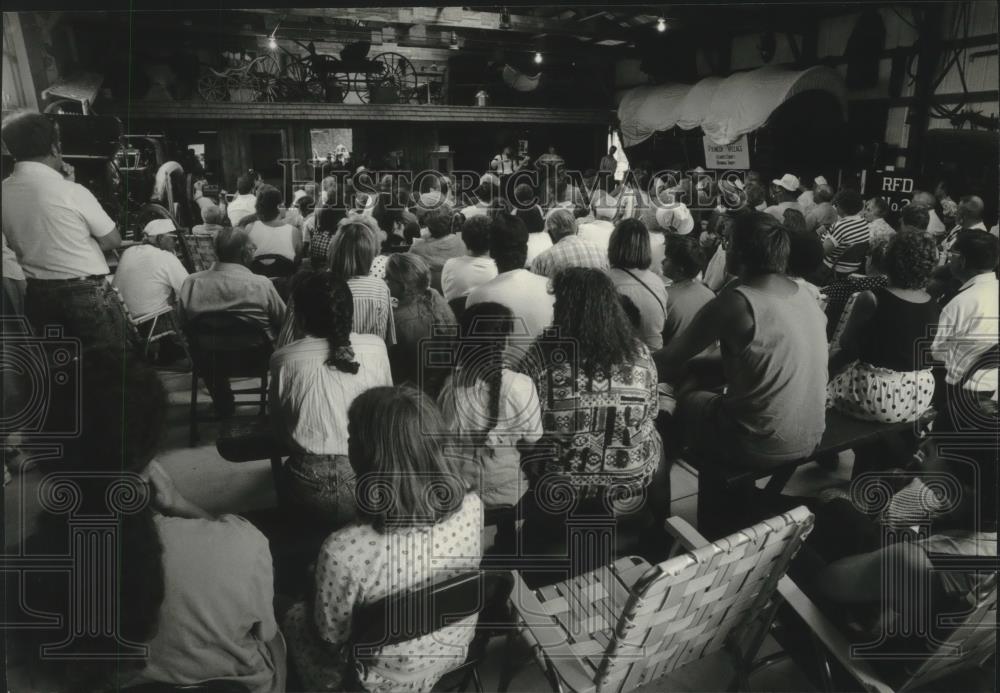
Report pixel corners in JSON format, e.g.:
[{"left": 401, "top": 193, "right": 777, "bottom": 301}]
[
  {"left": 905, "top": 4, "right": 945, "bottom": 172},
  {"left": 2, "top": 13, "right": 39, "bottom": 111}
]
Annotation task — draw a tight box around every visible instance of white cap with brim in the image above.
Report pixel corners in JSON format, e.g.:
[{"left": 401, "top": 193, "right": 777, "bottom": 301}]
[
  {"left": 814, "top": 176, "right": 828, "bottom": 187},
  {"left": 656, "top": 204, "right": 695, "bottom": 235},
  {"left": 143, "top": 218, "right": 177, "bottom": 237},
  {"left": 771, "top": 174, "right": 801, "bottom": 192}
]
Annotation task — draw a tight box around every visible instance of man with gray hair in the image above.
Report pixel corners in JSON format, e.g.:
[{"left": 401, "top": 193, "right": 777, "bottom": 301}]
[
  {"left": 529, "top": 207, "right": 609, "bottom": 278},
  {"left": 179, "top": 227, "right": 286, "bottom": 416},
  {"left": 940, "top": 195, "right": 987, "bottom": 256},
  {"left": 192, "top": 203, "right": 227, "bottom": 238},
  {"left": 911, "top": 190, "right": 947, "bottom": 237},
  {"left": 805, "top": 183, "right": 837, "bottom": 234}
]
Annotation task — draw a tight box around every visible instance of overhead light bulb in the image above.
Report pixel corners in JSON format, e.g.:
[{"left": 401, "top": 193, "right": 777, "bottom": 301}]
[
  {"left": 657, "top": 18, "right": 666, "bottom": 32},
  {"left": 268, "top": 35, "right": 277, "bottom": 49},
  {"left": 534, "top": 51, "right": 542, "bottom": 64}
]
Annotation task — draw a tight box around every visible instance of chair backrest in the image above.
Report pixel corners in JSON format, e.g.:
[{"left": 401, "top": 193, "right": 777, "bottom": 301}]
[
  {"left": 351, "top": 570, "right": 511, "bottom": 655},
  {"left": 250, "top": 254, "right": 297, "bottom": 278},
  {"left": 183, "top": 312, "right": 273, "bottom": 355},
  {"left": 596, "top": 507, "right": 814, "bottom": 691},
  {"left": 186, "top": 233, "right": 219, "bottom": 272},
  {"left": 896, "top": 576, "right": 997, "bottom": 691}
]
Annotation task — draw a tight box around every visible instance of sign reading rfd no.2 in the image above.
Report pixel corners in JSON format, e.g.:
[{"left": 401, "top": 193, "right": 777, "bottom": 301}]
[
  {"left": 703, "top": 135, "right": 750, "bottom": 170},
  {"left": 867, "top": 170, "right": 916, "bottom": 213}
]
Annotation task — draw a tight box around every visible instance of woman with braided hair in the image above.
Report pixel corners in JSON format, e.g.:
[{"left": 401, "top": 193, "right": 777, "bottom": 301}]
[
  {"left": 269, "top": 271, "right": 392, "bottom": 528},
  {"left": 437, "top": 301, "right": 543, "bottom": 508}
]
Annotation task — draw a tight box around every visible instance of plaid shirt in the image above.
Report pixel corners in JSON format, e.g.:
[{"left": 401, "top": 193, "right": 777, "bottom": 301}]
[
  {"left": 529, "top": 235, "right": 609, "bottom": 279},
  {"left": 308, "top": 230, "right": 336, "bottom": 268}
]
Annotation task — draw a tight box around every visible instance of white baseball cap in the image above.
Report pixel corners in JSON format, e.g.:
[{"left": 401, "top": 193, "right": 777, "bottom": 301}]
[
  {"left": 814, "top": 175, "right": 828, "bottom": 187},
  {"left": 292, "top": 189, "right": 307, "bottom": 203},
  {"left": 655, "top": 204, "right": 695, "bottom": 235},
  {"left": 771, "top": 174, "right": 801, "bottom": 192},
  {"left": 143, "top": 218, "right": 177, "bottom": 237}
]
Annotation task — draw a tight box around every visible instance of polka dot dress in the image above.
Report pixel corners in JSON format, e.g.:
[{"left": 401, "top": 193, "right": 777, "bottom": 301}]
[
  {"left": 827, "top": 361, "right": 936, "bottom": 423},
  {"left": 284, "top": 493, "right": 483, "bottom": 692}
]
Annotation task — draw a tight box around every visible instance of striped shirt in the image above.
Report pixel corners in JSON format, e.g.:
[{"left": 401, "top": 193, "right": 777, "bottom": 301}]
[
  {"left": 347, "top": 276, "right": 396, "bottom": 344},
  {"left": 823, "top": 214, "right": 870, "bottom": 273},
  {"left": 278, "top": 275, "right": 396, "bottom": 347},
  {"left": 529, "top": 235, "right": 609, "bottom": 279}
]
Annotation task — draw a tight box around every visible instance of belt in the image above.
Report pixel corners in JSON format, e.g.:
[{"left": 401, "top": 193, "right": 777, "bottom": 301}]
[{"left": 26, "top": 275, "right": 108, "bottom": 285}]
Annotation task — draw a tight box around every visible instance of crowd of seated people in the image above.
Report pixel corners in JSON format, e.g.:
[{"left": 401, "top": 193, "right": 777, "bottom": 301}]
[{"left": 3, "top": 106, "right": 997, "bottom": 692}]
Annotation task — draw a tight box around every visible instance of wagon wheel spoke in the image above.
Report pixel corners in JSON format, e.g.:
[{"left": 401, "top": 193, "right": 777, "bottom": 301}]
[{"left": 197, "top": 73, "right": 228, "bottom": 101}]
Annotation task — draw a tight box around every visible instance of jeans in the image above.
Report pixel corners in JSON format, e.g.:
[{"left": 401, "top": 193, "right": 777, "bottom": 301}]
[
  {"left": 283, "top": 454, "right": 357, "bottom": 530},
  {"left": 24, "top": 277, "right": 135, "bottom": 352}
]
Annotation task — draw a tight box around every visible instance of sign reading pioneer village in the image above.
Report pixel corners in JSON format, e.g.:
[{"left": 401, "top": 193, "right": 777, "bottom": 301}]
[{"left": 703, "top": 134, "right": 750, "bottom": 169}]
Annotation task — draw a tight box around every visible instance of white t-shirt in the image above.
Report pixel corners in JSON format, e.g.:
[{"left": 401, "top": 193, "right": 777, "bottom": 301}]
[
  {"left": 577, "top": 219, "right": 615, "bottom": 253},
  {"left": 112, "top": 244, "right": 189, "bottom": 318},
  {"left": 525, "top": 231, "right": 554, "bottom": 268},
  {"left": 227, "top": 193, "right": 257, "bottom": 227},
  {"left": 460, "top": 202, "right": 489, "bottom": 220},
  {"left": 930, "top": 273, "right": 999, "bottom": 392},
  {"left": 2, "top": 161, "right": 115, "bottom": 279},
  {"left": 441, "top": 255, "right": 498, "bottom": 302},
  {"left": 2, "top": 233, "right": 25, "bottom": 281},
  {"left": 466, "top": 269, "right": 554, "bottom": 343},
  {"left": 247, "top": 221, "right": 297, "bottom": 262}
]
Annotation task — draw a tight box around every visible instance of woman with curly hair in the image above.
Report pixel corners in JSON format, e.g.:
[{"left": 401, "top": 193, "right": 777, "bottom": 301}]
[
  {"left": 383, "top": 252, "right": 456, "bottom": 393},
  {"left": 269, "top": 271, "right": 392, "bottom": 527},
  {"left": 283, "top": 386, "right": 482, "bottom": 693},
  {"left": 525, "top": 267, "right": 661, "bottom": 501},
  {"left": 828, "top": 230, "right": 940, "bottom": 424}
]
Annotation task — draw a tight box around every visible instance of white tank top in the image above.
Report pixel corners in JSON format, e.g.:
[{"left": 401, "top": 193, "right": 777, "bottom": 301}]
[{"left": 248, "top": 221, "right": 296, "bottom": 261}]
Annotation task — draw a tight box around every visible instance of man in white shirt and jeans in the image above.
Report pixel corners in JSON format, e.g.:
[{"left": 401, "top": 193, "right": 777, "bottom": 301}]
[
  {"left": 931, "top": 231, "right": 999, "bottom": 433},
  {"left": 1, "top": 111, "right": 126, "bottom": 348}
]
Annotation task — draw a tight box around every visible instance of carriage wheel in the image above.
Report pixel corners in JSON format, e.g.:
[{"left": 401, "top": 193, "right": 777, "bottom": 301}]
[
  {"left": 368, "top": 52, "right": 418, "bottom": 104},
  {"left": 252, "top": 55, "right": 282, "bottom": 102},
  {"left": 227, "top": 72, "right": 258, "bottom": 103},
  {"left": 197, "top": 72, "right": 228, "bottom": 102},
  {"left": 327, "top": 72, "right": 354, "bottom": 103},
  {"left": 280, "top": 60, "right": 324, "bottom": 102}
]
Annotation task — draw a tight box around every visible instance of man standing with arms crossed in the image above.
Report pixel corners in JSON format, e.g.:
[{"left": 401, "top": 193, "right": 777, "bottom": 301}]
[{"left": 2, "top": 111, "right": 128, "bottom": 349}]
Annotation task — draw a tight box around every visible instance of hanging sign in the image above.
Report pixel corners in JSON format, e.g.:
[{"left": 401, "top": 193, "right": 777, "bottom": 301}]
[
  {"left": 703, "top": 134, "right": 750, "bottom": 170},
  {"left": 865, "top": 169, "right": 916, "bottom": 213}
]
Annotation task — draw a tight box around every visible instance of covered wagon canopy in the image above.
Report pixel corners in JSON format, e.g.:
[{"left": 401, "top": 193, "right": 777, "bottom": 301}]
[{"left": 617, "top": 65, "right": 847, "bottom": 147}]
